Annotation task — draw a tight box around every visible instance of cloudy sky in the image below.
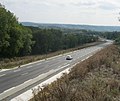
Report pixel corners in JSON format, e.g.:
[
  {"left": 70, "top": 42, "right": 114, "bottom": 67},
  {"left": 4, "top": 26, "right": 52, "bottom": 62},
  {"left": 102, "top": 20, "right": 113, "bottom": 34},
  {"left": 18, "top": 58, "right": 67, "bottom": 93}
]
[{"left": 1, "top": 0, "right": 120, "bottom": 26}]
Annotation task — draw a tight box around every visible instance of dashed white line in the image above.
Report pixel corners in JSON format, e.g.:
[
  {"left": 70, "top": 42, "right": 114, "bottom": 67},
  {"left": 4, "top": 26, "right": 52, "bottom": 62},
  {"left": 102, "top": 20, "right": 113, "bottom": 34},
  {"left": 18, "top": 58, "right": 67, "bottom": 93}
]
[
  {"left": 13, "top": 69, "right": 21, "bottom": 72},
  {"left": 60, "top": 64, "right": 70, "bottom": 69},
  {"left": 21, "top": 72, "right": 28, "bottom": 76},
  {"left": 58, "top": 63, "right": 70, "bottom": 69}
]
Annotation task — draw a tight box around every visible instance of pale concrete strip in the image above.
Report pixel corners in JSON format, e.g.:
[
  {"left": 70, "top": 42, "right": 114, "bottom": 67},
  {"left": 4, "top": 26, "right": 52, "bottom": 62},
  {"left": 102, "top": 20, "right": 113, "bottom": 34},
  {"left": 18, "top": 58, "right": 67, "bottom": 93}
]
[
  {"left": 0, "top": 70, "right": 53, "bottom": 100},
  {"left": 11, "top": 68, "right": 71, "bottom": 101}
]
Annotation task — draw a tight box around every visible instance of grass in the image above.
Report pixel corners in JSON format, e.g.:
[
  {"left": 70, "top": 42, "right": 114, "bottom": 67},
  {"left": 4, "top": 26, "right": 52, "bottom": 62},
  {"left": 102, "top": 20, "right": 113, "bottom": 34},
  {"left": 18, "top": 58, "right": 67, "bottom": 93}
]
[
  {"left": 0, "top": 41, "right": 104, "bottom": 69},
  {"left": 30, "top": 44, "right": 120, "bottom": 101}
]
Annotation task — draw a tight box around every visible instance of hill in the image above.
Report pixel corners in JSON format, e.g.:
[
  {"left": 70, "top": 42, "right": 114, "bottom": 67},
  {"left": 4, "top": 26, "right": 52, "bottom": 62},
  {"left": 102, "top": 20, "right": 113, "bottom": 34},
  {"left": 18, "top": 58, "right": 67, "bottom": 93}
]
[{"left": 21, "top": 22, "right": 120, "bottom": 32}]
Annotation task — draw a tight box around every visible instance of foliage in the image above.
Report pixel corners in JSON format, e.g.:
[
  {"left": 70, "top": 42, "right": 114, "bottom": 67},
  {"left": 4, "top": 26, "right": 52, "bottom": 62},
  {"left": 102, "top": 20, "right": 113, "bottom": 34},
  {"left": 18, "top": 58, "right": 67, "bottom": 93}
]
[
  {"left": 93, "top": 31, "right": 120, "bottom": 40},
  {"left": 0, "top": 5, "right": 33, "bottom": 57},
  {"left": 29, "top": 27, "right": 98, "bottom": 55}
]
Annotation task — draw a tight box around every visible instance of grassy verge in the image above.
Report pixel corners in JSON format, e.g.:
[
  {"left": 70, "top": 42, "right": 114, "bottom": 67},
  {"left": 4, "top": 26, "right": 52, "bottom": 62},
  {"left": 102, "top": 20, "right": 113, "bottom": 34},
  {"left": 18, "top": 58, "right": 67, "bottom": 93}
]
[
  {"left": 30, "top": 44, "right": 120, "bottom": 101},
  {"left": 0, "top": 41, "right": 104, "bottom": 69}
]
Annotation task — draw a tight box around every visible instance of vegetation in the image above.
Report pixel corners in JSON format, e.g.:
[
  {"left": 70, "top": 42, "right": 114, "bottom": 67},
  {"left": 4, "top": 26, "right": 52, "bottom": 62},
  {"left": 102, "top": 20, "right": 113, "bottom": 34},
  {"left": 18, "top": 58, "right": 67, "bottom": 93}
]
[
  {"left": 0, "top": 41, "right": 102, "bottom": 69},
  {"left": 30, "top": 27, "right": 98, "bottom": 55},
  {"left": 89, "top": 30, "right": 120, "bottom": 40},
  {"left": 0, "top": 5, "right": 33, "bottom": 57},
  {"left": 0, "top": 5, "right": 99, "bottom": 69},
  {"left": 31, "top": 45, "right": 120, "bottom": 101}
]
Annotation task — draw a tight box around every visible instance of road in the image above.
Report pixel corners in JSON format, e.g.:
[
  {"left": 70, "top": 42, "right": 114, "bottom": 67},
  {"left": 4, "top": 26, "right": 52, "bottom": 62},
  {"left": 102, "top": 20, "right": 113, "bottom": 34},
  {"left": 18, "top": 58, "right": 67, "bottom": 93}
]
[{"left": 0, "top": 41, "right": 112, "bottom": 100}]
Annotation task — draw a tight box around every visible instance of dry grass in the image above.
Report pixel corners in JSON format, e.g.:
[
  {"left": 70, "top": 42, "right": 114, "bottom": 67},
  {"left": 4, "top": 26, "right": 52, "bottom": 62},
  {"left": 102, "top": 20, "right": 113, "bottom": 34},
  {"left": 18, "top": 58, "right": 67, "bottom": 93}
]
[{"left": 30, "top": 45, "right": 120, "bottom": 101}]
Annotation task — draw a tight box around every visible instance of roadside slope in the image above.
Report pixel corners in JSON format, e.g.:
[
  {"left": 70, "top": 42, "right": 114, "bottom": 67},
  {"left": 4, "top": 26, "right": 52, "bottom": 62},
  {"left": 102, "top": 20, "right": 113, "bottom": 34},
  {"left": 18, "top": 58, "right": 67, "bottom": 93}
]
[{"left": 30, "top": 45, "right": 120, "bottom": 101}]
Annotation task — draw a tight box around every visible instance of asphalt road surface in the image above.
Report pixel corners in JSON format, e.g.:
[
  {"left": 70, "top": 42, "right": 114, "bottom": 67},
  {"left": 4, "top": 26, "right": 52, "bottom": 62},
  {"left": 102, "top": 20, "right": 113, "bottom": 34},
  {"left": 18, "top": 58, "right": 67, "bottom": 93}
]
[{"left": 0, "top": 40, "right": 112, "bottom": 100}]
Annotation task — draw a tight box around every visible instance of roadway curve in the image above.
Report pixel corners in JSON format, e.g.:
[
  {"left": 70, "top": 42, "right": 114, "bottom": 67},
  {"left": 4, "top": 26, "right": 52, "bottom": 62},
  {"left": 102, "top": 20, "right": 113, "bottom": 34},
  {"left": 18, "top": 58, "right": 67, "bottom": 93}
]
[{"left": 0, "top": 40, "right": 112, "bottom": 100}]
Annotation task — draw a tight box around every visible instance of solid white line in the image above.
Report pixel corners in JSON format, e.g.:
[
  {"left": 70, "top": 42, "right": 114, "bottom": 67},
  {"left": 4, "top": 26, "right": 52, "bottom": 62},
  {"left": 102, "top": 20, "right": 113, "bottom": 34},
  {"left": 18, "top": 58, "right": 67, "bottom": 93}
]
[
  {"left": 0, "top": 74, "right": 6, "bottom": 77},
  {"left": 4, "top": 87, "right": 15, "bottom": 93}
]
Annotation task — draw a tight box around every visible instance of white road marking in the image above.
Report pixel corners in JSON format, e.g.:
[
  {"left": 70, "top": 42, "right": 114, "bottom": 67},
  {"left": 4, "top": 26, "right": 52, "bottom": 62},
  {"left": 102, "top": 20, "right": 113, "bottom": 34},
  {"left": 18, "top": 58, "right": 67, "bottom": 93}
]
[
  {"left": 21, "top": 72, "right": 28, "bottom": 76},
  {"left": 58, "top": 63, "right": 70, "bottom": 69},
  {"left": 0, "top": 74, "right": 6, "bottom": 77},
  {"left": 13, "top": 69, "right": 21, "bottom": 72},
  {"left": 4, "top": 87, "right": 15, "bottom": 93},
  {"left": 60, "top": 64, "right": 70, "bottom": 69},
  {"left": 24, "top": 79, "right": 32, "bottom": 83}
]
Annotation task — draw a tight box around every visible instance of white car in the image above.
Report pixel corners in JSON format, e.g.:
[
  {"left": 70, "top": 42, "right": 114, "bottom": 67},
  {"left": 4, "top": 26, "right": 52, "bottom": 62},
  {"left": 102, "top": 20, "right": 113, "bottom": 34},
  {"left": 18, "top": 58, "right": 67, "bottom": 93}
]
[{"left": 66, "top": 55, "right": 73, "bottom": 60}]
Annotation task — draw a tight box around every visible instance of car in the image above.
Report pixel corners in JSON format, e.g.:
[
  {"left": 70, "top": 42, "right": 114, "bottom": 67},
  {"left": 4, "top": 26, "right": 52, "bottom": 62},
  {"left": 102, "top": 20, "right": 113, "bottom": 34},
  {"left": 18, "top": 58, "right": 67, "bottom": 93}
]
[{"left": 66, "top": 55, "right": 73, "bottom": 60}]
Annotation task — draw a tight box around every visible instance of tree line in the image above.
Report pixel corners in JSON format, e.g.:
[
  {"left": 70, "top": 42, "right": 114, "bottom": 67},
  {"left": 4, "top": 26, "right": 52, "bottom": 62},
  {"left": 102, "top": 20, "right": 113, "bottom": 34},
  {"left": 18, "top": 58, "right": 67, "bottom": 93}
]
[
  {"left": 0, "top": 5, "right": 98, "bottom": 58},
  {"left": 29, "top": 27, "right": 98, "bottom": 55}
]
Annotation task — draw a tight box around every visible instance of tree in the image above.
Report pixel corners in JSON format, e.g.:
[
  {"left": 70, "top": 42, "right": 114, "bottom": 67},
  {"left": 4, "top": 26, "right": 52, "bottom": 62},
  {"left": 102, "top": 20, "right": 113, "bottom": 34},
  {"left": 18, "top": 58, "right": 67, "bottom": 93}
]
[{"left": 0, "top": 5, "right": 33, "bottom": 57}]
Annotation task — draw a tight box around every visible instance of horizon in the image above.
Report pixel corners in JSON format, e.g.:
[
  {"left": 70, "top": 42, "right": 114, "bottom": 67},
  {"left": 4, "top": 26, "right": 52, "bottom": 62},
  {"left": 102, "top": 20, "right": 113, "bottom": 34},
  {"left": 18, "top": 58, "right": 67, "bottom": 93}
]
[
  {"left": 1, "top": 0, "right": 120, "bottom": 26},
  {"left": 22, "top": 21, "right": 120, "bottom": 27}
]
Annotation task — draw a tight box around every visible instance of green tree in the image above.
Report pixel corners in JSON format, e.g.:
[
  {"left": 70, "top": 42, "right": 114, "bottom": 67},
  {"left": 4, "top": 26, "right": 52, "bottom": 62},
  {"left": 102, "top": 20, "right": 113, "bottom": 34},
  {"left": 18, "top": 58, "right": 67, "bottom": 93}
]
[{"left": 0, "top": 5, "right": 33, "bottom": 57}]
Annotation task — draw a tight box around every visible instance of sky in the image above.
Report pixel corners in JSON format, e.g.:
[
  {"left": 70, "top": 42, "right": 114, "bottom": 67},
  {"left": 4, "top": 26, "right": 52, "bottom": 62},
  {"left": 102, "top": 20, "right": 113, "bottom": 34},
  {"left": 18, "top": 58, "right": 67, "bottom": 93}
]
[{"left": 0, "top": 0, "right": 120, "bottom": 26}]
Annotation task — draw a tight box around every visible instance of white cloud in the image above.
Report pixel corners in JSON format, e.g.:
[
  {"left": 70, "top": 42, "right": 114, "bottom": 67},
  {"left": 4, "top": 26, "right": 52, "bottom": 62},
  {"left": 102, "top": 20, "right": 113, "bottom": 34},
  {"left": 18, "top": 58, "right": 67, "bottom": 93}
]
[{"left": 0, "top": 0, "right": 120, "bottom": 25}]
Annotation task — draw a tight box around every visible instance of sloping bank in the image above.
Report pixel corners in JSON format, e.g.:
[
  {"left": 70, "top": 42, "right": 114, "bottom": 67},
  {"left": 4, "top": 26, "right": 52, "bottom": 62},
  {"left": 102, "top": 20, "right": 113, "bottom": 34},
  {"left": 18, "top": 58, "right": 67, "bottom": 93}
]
[{"left": 30, "top": 45, "right": 120, "bottom": 101}]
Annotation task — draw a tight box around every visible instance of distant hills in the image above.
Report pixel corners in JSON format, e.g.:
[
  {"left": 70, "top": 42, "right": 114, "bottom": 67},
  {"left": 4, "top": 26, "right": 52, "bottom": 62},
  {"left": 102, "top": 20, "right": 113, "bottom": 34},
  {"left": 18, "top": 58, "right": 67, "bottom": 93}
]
[{"left": 21, "top": 22, "right": 120, "bottom": 32}]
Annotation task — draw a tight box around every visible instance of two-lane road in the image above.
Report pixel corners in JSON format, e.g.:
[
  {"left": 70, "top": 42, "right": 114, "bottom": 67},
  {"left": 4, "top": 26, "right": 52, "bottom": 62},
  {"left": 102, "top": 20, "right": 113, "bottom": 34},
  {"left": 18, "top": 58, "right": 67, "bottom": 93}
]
[{"left": 0, "top": 40, "right": 113, "bottom": 100}]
